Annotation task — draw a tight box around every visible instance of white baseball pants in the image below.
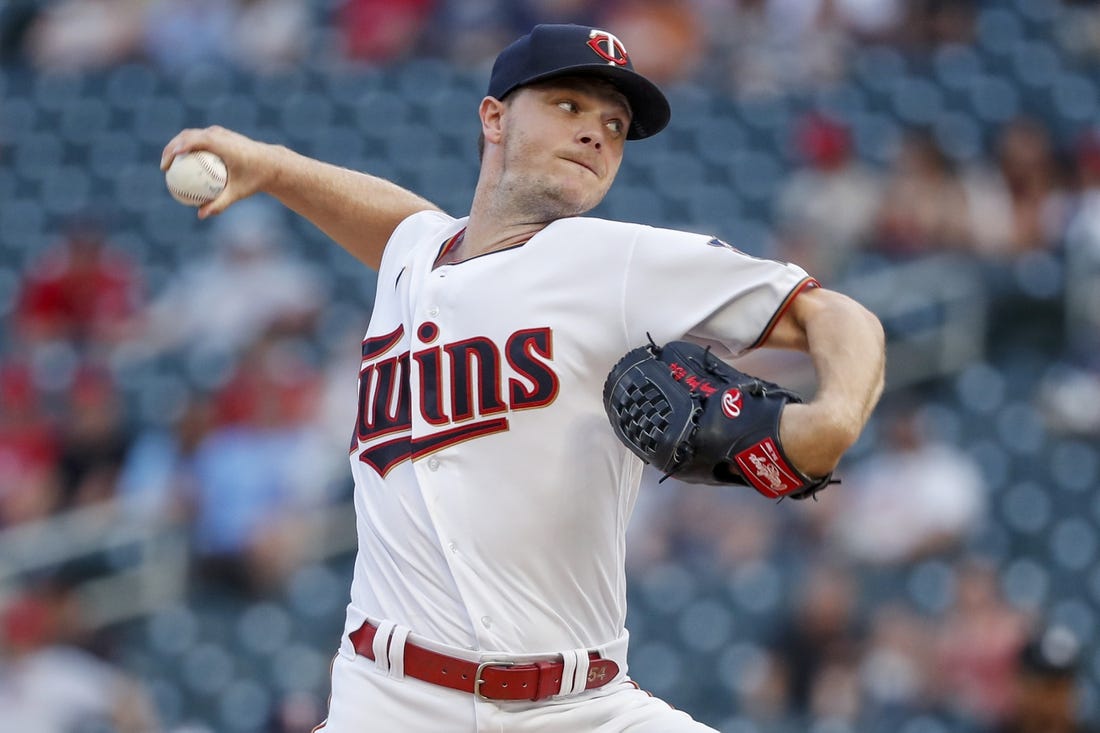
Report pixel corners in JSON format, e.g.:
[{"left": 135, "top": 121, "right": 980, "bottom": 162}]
[{"left": 313, "top": 652, "right": 719, "bottom": 732}]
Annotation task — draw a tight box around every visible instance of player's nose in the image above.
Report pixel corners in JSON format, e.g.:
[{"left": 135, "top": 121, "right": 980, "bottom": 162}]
[{"left": 577, "top": 127, "right": 604, "bottom": 150}]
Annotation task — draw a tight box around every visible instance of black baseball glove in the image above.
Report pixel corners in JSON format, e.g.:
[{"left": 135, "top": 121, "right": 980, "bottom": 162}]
[{"left": 602, "top": 339, "right": 835, "bottom": 500}]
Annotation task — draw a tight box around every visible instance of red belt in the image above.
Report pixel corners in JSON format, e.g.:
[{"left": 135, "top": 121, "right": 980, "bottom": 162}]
[{"left": 349, "top": 621, "right": 619, "bottom": 701}]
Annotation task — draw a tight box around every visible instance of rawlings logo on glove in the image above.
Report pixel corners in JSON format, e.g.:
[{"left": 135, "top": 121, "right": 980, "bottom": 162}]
[{"left": 602, "top": 339, "right": 835, "bottom": 500}]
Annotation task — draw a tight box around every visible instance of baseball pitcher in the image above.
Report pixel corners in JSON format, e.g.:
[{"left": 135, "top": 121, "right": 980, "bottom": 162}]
[{"left": 161, "top": 23, "right": 885, "bottom": 733}]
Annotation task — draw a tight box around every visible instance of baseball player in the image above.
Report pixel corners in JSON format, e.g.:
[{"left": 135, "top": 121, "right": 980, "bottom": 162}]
[{"left": 161, "top": 24, "right": 885, "bottom": 732}]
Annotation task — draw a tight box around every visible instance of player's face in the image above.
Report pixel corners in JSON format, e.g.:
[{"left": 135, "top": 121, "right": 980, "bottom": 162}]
[{"left": 497, "top": 79, "right": 629, "bottom": 218}]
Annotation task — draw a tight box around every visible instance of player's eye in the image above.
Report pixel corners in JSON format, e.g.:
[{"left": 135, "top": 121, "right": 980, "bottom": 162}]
[
  {"left": 606, "top": 119, "right": 624, "bottom": 135},
  {"left": 557, "top": 100, "right": 578, "bottom": 113}
]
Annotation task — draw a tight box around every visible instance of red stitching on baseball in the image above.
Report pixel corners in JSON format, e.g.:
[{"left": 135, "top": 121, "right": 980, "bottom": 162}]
[{"left": 196, "top": 153, "right": 227, "bottom": 185}]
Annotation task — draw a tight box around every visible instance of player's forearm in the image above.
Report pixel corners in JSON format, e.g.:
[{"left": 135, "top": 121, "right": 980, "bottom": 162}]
[
  {"left": 781, "top": 291, "right": 885, "bottom": 476},
  {"left": 161, "top": 127, "right": 440, "bottom": 270},
  {"left": 264, "top": 145, "right": 441, "bottom": 269}
]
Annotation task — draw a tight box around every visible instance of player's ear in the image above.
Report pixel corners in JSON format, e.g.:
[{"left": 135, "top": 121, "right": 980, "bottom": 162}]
[{"left": 480, "top": 96, "right": 506, "bottom": 146}]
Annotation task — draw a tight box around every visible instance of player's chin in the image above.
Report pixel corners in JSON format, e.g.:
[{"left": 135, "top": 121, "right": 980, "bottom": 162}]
[{"left": 557, "top": 179, "right": 610, "bottom": 214}]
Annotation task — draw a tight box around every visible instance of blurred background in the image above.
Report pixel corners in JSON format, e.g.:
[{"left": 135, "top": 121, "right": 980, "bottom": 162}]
[{"left": 2, "top": 0, "right": 1100, "bottom": 731}]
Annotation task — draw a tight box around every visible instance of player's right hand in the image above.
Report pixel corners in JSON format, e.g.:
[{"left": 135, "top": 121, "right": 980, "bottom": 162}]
[{"left": 160, "top": 126, "right": 282, "bottom": 220}]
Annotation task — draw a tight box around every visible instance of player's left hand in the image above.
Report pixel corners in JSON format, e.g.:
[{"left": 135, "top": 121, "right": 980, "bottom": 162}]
[{"left": 602, "top": 339, "right": 835, "bottom": 500}]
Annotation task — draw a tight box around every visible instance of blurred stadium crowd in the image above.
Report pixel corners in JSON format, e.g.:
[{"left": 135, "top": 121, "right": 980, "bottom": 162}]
[{"left": 3, "top": 0, "right": 1100, "bottom": 732}]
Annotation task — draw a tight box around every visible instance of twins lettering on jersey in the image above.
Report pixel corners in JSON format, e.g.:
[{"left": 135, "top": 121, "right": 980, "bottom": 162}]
[{"left": 351, "top": 323, "right": 559, "bottom": 476}]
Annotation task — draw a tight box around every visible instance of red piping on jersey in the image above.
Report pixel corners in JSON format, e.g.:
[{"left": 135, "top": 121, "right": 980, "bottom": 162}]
[
  {"left": 435, "top": 228, "right": 466, "bottom": 265},
  {"left": 434, "top": 228, "right": 536, "bottom": 266},
  {"left": 750, "top": 277, "right": 820, "bottom": 349}
]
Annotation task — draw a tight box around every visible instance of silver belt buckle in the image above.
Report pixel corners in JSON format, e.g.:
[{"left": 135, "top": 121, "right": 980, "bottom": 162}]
[{"left": 474, "top": 659, "right": 516, "bottom": 701}]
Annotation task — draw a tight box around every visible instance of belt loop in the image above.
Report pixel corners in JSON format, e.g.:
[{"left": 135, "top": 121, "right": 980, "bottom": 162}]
[
  {"left": 387, "top": 625, "right": 412, "bottom": 680},
  {"left": 372, "top": 620, "right": 396, "bottom": 674},
  {"left": 557, "top": 649, "right": 588, "bottom": 696},
  {"left": 573, "top": 650, "right": 591, "bottom": 694}
]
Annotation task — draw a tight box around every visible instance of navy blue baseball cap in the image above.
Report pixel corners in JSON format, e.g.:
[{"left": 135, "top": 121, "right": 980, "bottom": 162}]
[{"left": 487, "top": 24, "right": 671, "bottom": 140}]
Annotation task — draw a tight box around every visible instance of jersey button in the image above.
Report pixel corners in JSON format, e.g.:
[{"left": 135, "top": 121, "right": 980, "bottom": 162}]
[
  {"left": 427, "top": 458, "right": 440, "bottom": 471},
  {"left": 481, "top": 616, "right": 492, "bottom": 629},
  {"left": 448, "top": 542, "right": 458, "bottom": 553},
  {"left": 428, "top": 306, "right": 439, "bottom": 317}
]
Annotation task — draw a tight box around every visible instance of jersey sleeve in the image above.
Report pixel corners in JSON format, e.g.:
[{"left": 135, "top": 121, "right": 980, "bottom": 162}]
[{"left": 621, "top": 226, "right": 816, "bottom": 356}]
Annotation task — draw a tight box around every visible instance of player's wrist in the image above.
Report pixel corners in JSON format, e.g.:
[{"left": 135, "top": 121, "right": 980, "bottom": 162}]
[{"left": 260, "top": 143, "right": 295, "bottom": 193}]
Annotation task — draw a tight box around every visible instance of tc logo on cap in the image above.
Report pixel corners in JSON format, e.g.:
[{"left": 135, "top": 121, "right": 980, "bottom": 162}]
[{"left": 587, "top": 29, "right": 629, "bottom": 67}]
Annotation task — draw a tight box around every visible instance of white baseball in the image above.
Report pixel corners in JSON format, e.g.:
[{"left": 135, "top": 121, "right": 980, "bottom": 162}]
[{"left": 165, "top": 151, "right": 228, "bottom": 206}]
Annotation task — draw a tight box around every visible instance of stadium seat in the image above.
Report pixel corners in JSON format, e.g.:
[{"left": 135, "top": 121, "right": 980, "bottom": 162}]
[
  {"left": 890, "top": 76, "right": 945, "bottom": 126},
  {"left": 852, "top": 45, "right": 908, "bottom": 95},
  {"left": 59, "top": 97, "right": 112, "bottom": 145},
  {"left": 144, "top": 605, "right": 200, "bottom": 655},
  {"left": 933, "top": 44, "right": 984, "bottom": 92},
  {"left": 1049, "top": 517, "right": 1099, "bottom": 572},
  {"left": 906, "top": 559, "right": 956, "bottom": 614},
  {"left": 217, "top": 679, "right": 273, "bottom": 733},
  {"left": 284, "top": 562, "right": 348, "bottom": 623},
  {"left": 1049, "top": 441, "right": 1100, "bottom": 494},
  {"left": 267, "top": 642, "right": 331, "bottom": 694},
  {"left": 105, "top": 64, "right": 161, "bottom": 111},
  {"left": 1000, "top": 480, "right": 1053, "bottom": 536},
  {"left": 1000, "top": 555, "right": 1050, "bottom": 611},
  {"left": 629, "top": 640, "right": 683, "bottom": 698},
  {"left": 975, "top": 8, "right": 1025, "bottom": 57},
  {"left": 236, "top": 601, "right": 293, "bottom": 658},
  {"left": 635, "top": 561, "right": 700, "bottom": 618},
  {"left": 995, "top": 402, "right": 1047, "bottom": 455},
  {"left": 678, "top": 598, "right": 736, "bottom": 653}
]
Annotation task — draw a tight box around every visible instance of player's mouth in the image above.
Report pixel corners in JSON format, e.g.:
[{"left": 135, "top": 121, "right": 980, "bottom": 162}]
[{"left": 562, "top": 156, "right": 599, "bottom": 177}]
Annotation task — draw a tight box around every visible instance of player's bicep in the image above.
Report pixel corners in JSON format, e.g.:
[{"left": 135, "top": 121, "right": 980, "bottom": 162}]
[{"left": 758, "top": 284, "right": 833, "bottom": 351}]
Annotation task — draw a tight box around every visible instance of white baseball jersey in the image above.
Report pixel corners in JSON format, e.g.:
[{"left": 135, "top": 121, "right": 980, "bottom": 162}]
[{"left": 339, "top": 210, "right": 814, "bottom": 661}]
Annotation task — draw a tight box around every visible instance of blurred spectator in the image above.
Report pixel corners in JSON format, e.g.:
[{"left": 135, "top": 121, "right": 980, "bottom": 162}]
[
  {"left": 139, "top": 199, "right": 326, "bottom": 362},
  {"left": 423, "top": 0, "right": 526, "bottom": 66},
  {"left": 1062, "top": 127, "right": 1100, "bottom": 358},
  {"left": 303, "top": 322, "right": 374, "bottom": 503},
  {"left": 819, "top": 399, "right": 987, "bottom": 566},
  {"left": 211, "top": 334, "right": 320, "bottom": 429},
  {"left": 858, "top": 602, "right": 936, "bottom": 721},
  {"left": 775, "top": 113, "right": 883, "bottom": 280},
  {"left": 0, "top": 360, "right": 60, "bottom": 527},
  {"left": 425, "top": 0, "right": 600, "bottom": 66},
  {"left": 832, "top": 0, "right": 906, "bottom": 43},
  {"left": 770, "top": 561, "right": 862, "bottom": 719},
  {"left": 964, "top": 117, "right": 1072, "bottom": 259},
  {"left": 142, "top": 0, "right": 234, "bottom": 71},
  {"left": 336, "top": 0, "right": 437, "bottom": 64},
  {"left": 0, "top": 573, "right": 159, "bottom": 733},
  {"left": 871, "top": 129, "right": 975, "bottom": 259},
  {"left": 269, "top": 690, "right": 327, "bottom": 733},
  {"left": 1054, "top": 0, "right": 1100, "bottom": 63},
  {"left": 626, "top": 468, "right": 780, "bottom": 573},
  {"left": 996, "top": 624, "right": 1096, "bottom": 733},
  {"left": 598, "top": 0, "right": 704, "bottom": 86},
  {"left": 230, "top": 0, "right": 312, "bottom": 71},
  {"left": 13, "top": 215, "right": 144, "bottom": 351},
  {"left": 0, "top": 0, "right": 40, "bottom": 65},
  {"left": 700, "top": 0, "right": 850, "bottom": 98},
  {"left": 897, "top": 0, "right": 976, "bottom": 48},
  {"left": 932, "top": 559, "right": 1031, "bottom": 727},
  {"left": 117, "top": 395, "right": 213, "bottom": 525},
  {"left": 188, "top": 334, "right": 332, "bottom": 595},
  {"left": 22, "top": 0, "right": 145, "bottom": 70},
  {"left": 1036, "top": 362, "right": 1100, "bottom": 437},
  {"left": 144, "top": 0, "right": 311, "bottom": 72},
  {"left": 55, "top": 365, "right": 131, "bottom": 512}
]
